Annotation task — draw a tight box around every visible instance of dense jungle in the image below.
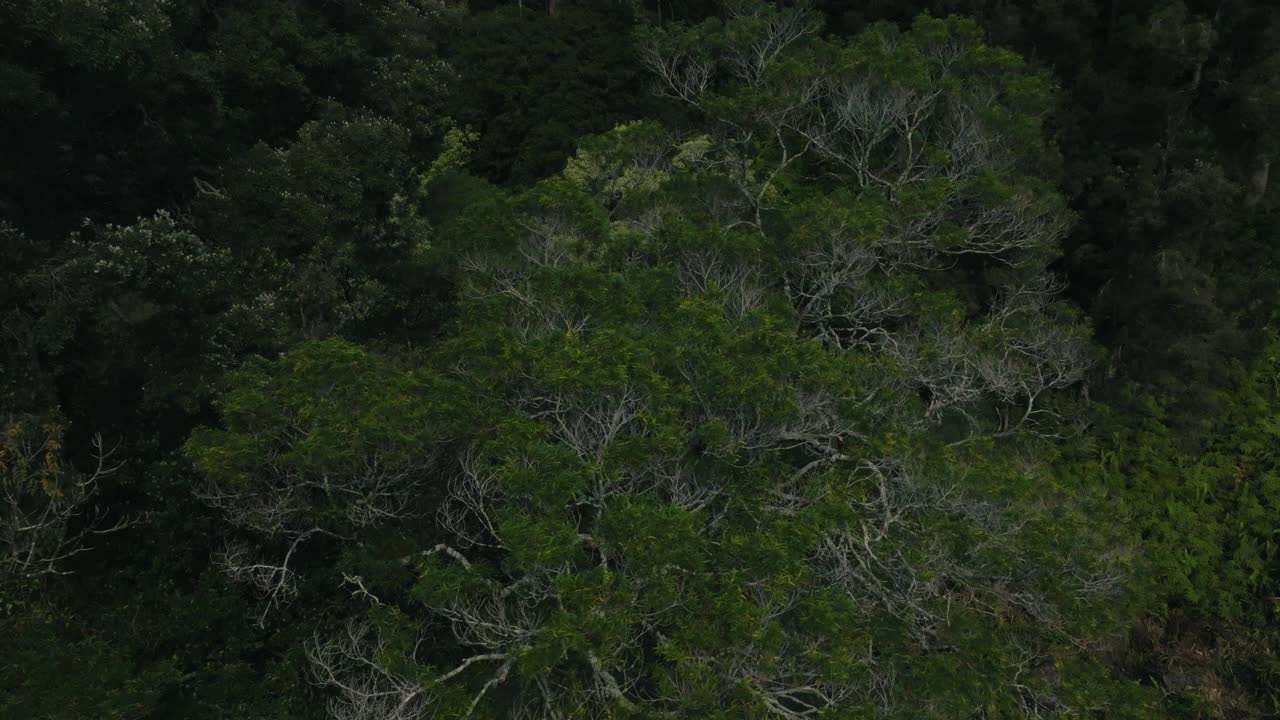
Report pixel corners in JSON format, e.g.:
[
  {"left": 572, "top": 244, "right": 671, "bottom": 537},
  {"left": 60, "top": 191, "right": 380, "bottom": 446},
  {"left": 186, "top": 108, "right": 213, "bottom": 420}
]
[{"left": 2, "top": 1, "right": 1278, "bottom": 717}]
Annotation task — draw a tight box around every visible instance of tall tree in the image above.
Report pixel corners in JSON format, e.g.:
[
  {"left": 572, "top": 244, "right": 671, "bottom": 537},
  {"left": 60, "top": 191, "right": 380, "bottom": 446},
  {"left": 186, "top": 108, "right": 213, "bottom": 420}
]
[{"left": 190, "top": 6, "right": 1144, "bottom": 717}]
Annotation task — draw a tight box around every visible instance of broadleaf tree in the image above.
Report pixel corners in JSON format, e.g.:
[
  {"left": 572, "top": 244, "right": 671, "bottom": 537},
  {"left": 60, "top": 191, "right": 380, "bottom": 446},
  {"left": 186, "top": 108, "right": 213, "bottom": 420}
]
[{"left": 191, "top": 3, "right": 1147, "bottom": 718}]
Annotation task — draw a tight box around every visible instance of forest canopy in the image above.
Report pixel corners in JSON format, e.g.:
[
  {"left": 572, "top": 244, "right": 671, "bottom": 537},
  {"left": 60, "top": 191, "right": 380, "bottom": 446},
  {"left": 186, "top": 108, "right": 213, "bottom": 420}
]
[{"left": 1, "top": 1, "right": 1277, "bottom": 719}]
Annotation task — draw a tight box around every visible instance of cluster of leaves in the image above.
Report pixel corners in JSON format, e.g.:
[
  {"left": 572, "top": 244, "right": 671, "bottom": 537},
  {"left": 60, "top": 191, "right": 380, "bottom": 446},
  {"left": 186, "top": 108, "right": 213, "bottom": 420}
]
[
  {"left": 1066, "top": 337, "right": 1280, "bottom": 717},
  {"left": 816, "top": 0, "right": 1280, "bottom": 424}
]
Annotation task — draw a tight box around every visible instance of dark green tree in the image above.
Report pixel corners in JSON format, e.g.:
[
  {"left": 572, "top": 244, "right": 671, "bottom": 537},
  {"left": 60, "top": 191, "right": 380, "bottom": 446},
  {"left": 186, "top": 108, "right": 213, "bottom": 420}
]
[{"left": 190, "top": 7, "right": 1147, "bottom": 717}]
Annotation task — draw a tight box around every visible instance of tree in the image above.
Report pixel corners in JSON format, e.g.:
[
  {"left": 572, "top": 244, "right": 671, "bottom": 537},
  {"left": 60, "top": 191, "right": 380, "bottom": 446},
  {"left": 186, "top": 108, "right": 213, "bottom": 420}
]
[
  {"left": 184, "top": 7, "right": 1142, "bottom": 716},
  {"left": 445, "top": 2, "right": 661, "bottom": 186},
  {"left": 636, "top": 2, "right": 1095, "bottom": 442},
  {"left": 199, "top": 112, "right": 450, "bottom": 343},
  {"left": 0, "top": 609, "right": 179, "bottom": 720},
  {"left": 0, "top": 415, "right": 127, "bottom": 583},
  {"left": 183, "top": 339, "right": 457, "bottom": 624},
  {"left": 1071, "top": 332, "right": 1280, "bottom": 717},
  {"left": 0, "top": 0, "right": 460, "bottom": 240},
  {"left": 806, "top": 0, "right": 1280, "bottom": 428}
]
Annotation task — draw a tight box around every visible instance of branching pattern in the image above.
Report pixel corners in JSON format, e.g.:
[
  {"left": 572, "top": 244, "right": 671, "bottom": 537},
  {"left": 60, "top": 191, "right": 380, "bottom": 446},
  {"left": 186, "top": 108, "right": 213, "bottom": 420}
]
[{"left": 1, "top": 424, "right": 129, "bottom": 581}]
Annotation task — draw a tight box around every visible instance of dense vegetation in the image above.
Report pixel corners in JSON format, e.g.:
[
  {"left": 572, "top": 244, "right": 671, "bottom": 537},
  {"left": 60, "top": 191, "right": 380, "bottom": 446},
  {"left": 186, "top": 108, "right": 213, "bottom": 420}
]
[{"left": 1, "top": 1, "right": 1276, "bottom": 718}]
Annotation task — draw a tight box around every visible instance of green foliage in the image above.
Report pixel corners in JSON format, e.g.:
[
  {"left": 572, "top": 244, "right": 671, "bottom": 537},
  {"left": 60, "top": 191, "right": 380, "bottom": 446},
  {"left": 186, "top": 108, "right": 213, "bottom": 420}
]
[
  {"left": 184, "top": 339, "right": 446, "bottom": 536},
  {"left": 263, "top": 11, "right": 1132, "bottom": 716},
  {"left": 2, "top": 1, "right": 1278, "bottom": 717},
  {"left": 446, "top": 2, "right": 661, "bottom": 185},
  {"left": 0, "top": 612, "right": 180, "bottom": 719},
  {"left": 1058, "top": 333, "right": 1280, "bottom": 717},
  {"left": 1083, "top": 344, "right": 1280, "bottom": 626},
  {"left": 1, "top": 0, "right": 458, "bottom": 237}
]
